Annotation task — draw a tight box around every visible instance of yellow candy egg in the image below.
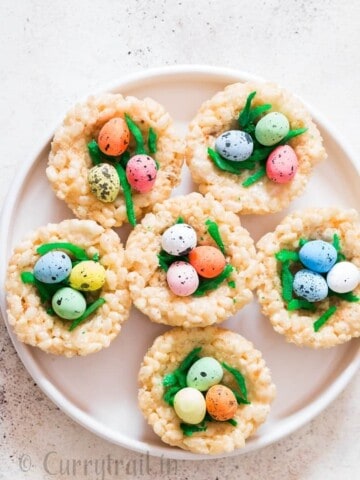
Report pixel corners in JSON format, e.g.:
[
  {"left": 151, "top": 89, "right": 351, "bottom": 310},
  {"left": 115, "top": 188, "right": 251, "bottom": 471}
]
[{"left": 69, "top": 260, "right": 106, "bottom": 291}]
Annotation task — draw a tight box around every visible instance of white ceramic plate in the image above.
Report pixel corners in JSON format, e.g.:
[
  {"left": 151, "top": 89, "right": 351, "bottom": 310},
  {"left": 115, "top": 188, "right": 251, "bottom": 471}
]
[{"left": 1, "top": 66, "right": 359, "bottom": 460}]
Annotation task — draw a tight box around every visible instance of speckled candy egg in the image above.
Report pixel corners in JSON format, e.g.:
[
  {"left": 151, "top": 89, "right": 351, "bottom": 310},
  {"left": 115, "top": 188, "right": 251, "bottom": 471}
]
[
  {"left": 215, "top": 130, "right": 254, "bottom": 161},
  {"left": 188, "top": 246, "right": 226, "bottom": 278},
  {"left": 166, "top": 261, "right": 199, "bottom": 296},
  {"left": 34, "top": 251, "right": 72, "bottom": 284},
  {"left": 98, "top": 117, "right": 130, "bottom": 156},
  {"left": 327, "top": 261, "right": 360, "bottom": 293},
  {"left": 205, "top": 385, "right": 238, "bottom": 421},
  {"left": 173, "top": 387, "right": 206, "bottom": 425},
  {"left": 69, "top": 260, "right": 106, "bottom": 291},
  {"left": 293, "top": 269, "right": 328, "bottom": 302},
  {"left": 299, "top": 240, "right": 337, "bottom": 273},
  {"left": 161, "top": 223, "right": 197, "bottom": 256},
  {"left": 255, "top": 112, "right": 290, "bottom": 146},
  {"left": 266, "top": 145, "right": 298, "bottom": 184},
  {"left": 52, "top": 287, "right": 87, "bottom": 320},
  {"left": 186, "top": 357, "right": 223, "bottom": 391},
  {"left": 126, "top": 154, "right": 157, "bottom": 193},
  {"left": 88, "top": 163, "right": 120, "bottom": 203}
]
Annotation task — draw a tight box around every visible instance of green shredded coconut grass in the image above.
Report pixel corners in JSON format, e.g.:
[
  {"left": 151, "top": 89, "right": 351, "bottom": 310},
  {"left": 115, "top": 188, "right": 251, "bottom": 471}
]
[
  {"left": 36, "top": 242, "right": 92, "bottom": 261},
  {"left": 148, "top": 127, "right": 157, "bottom": 154},
  {"left": 68, "top": 298, "right": 106, "bottom": 331},
  {"left": 114, "top": 163, "right": 136, "bottom": 226},
  {"left": 205, "top": 219, "right": 225, "bottom": 254},
  {"left": 287, "top": 299, "right": 316, "bottom": 311},
  {"left": 180, "top": 422, "right": 207, "bottom": 437},
  {"left": 280, "top": 260, "right": 294, "bottom": 303},
  {"left": 275, "top": 250, "right": 300, "bottom": 262},
  {"left": 193, "top": 264, "right": 234, "bottom": 297},
  {"left": 21, "top": 271, "right": 67, "bottom": 303},
  {"left": 221, "top": 362, "right": 249, "bottom": 403},
  {"left": 125, "top": 113, "right": 146, "bottom": 155},
  {"left": 228, "top": 280, "right": 236, "bottom": 288},
  {"left": 313, "top": 306, "right": 337, "bottom": 332},
  {"left": 242, "top": 166, "right": 266, "bottom": 187}
]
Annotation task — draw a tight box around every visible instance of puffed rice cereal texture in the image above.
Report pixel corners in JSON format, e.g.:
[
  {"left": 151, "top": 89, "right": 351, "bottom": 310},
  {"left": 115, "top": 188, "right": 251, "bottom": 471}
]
[
  {"left": 47, "top": 93, "right": 184, "bottom": 228},
  {"left": 6, "top": 219, "right": 131, "bottom": 357},
  {"left": 138, "top": 326, "right": 276, "bottom": 454},
  {"left": 125, "top": 192, "right": 259, "bottom": 327},
  {"left": 256, "top": 208, "right": 360, "bottom": 348},
  {"left": 186, "top": 82, "right": 326, "bottom": 214}
]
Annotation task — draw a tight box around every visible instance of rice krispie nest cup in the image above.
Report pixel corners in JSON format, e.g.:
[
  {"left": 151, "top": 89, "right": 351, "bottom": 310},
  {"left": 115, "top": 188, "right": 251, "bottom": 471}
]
[
  {"left": 256, "top": 208, "right": 360, "bottom": 348},
  {"left": 186, "top": 81, "right": 327, "bottom": 214},
  {"left": 5, "top": 219, "right": 131, "bottom": 357},
  {"left": 138, "top": 326, "right": 276, "bottom": 454},
  {"left": 125, "top": 192, "right": 259, "bottom": 327},
  {"left": 47, "top": 93, "right": 184, "bottom": 228}
]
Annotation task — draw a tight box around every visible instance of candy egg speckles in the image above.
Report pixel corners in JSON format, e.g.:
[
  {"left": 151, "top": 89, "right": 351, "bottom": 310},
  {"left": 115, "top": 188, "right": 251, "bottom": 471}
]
[
  {"left": 186, "top": 357, "right": 223, "bottom": 391},
  {"left": 299, "top": 240, "right": 337, "bottom": 273},
  {"left": 126, "top": 154, "right": 157, "bottom": 193},
  {"left": 173, "top": 387, "right": 206, "bottom": 425},
  {"left": 189, "top": 246, "right": 226, "bottom": 278},
  {"left": 205, "top": 384, "right": 237, "bottom": 421},
  {"left": 215, "top": 130, "right": 254, "bottom": 162},
  {"left": 98, "top": 117, "right": 130, "bottom": 156},
  {"left": 52, "top": 287, "right": 87, "bottom": 320},
  {"left": 293, "top": 269, "right": 328, "bottom": 302},
  {"left": 327, "top": 261, "right": 360, "bottom": 293},
  {"left": 69, "top": 260, "right": 106, "bottom": 291},
  {"left": 88, "top": 163, "right": 120, "bottom": 203},
  {"left": 166, "top": 261, "right": 199, "bottom": 296},
  {"left": 266, "top": 145, "right": 298, "bottom": 184},
  {"left": 255, "top": 112, "right": 290, "bottom": 146},
  {"left": 34, "top": 251, "right": 72, "bottom": 284},
  {"left": 161, "top": 224, "right": 197, "bottom": 256}
]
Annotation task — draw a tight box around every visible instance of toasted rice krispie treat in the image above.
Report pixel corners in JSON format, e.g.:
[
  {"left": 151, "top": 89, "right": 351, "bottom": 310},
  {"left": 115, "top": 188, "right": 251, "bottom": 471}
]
[
  {"left": 47, "top": 93, "right": 184, "bottom": 228},
  {"left": 138, "top": 326, "right": 276, "bottom": 454},
  {"left": 125, "top": 193, "right": 259, "bottom": 327},
  {"left": 6, "top": 219, "right": 131, "bottom": 357},
  {"left": 256, "top": 208, "right": 360, "bottom": 348},
  {"left": 186, "top": 81, "right": 326, "bottom": 214}
]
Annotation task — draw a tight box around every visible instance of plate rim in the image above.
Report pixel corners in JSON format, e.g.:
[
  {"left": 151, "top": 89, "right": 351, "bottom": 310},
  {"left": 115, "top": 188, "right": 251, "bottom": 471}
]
[{"left": 0, "top": 64, "right": 359, "bottom": 460}]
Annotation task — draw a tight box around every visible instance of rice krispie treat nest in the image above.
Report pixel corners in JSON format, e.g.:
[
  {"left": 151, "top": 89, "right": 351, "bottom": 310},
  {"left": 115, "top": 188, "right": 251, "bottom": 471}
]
[
  {"left": 47, "top": 93, "right": 184, "bottom": 228},
  {"left": 125, "top": 193, "right": 259, "bottom": 327},
  {"left": 186, "top": 81, "right": 326, "bottom": 214},
  {"left": 256, "top": 208, "right": 360, "bottom": 348},
  {"left": 138, "top": 326, "right": 276, "bottom": 454},
  {"left": 6, "top": 219, "right": 131, "bottom": 357}
]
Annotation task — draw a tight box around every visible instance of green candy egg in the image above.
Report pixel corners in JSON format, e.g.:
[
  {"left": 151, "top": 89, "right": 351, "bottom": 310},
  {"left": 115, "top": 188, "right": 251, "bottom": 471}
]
[
  {"left": 186, "top": 357, "right": 223, "bottom": 391},
  {"left": 173, "top": 387, "right": 206, "bottom": 424},
  {"left": 88, "top": 163, "right": 120, "bottom": 203},
  {"left": 52, "top": 287, "right": 86, "bottom": 320},
  {"left": 69, "top": 260, "right": 106, "bottom": 291},
  {"left": 255, "top": 112, "right": 290, "bottom": 146}
]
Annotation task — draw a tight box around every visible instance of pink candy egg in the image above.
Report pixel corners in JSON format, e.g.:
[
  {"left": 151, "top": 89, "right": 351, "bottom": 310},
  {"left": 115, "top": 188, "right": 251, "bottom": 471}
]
[
  {"left": 166, "top": 261, "right": 199, "bottom": 296},
  {"left": 126, "top": 154, "right": 157, "bottom": 193},
  {"left": 266, "top": 145, "right": 298, "bottom": 184}
]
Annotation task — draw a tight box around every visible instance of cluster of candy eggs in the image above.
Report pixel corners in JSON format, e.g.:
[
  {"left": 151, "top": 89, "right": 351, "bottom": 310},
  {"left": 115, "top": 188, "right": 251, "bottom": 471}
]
[
  {"left": 292, "top": 240, "right": 360, "bottom": 302},
  {"left": 161, "top": 223, "right": 226, "bottom": 296},
  {"left": 33, "top": 251, "right": 106, "bottom": 320},
  {"left": 215, "top": 111, "right": 298, "bottom": 184},
  {"left": 173, "top": 357, "right": 237, "bottom": 425},
  {"left": 88, "top": 117, "right": 157, "bottom": 203}
]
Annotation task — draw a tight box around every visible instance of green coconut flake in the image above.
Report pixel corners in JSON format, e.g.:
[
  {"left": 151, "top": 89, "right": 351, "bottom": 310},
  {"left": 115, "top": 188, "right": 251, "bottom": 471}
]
[
  {"left": 238, "top": 91, "right": 257, "bottom": 128},
  {"left": 68, "top": 297, "right": 106, "bottom": 331},
  {"left": 163, "top": 386, "right": 181, "bottom": 407},
  {"left": 37, "top": 242, "right": 91, "bottom": 261},
  {"left": 313, "top": 305, "right": 337, "bottom": 332},
  {"left": 148, "top": 127, "right": 157, "bottom": 154},
  {"left": 157, "top": 250, "right": 189, "bottom": 272},
  {"left": 205, "top": 219, "right": 225, "bottom": 254},
  {"left": 193, "top": 264, "right": 234, "bottom": 297},
  {"left": 119, "top": 150, "right": 131, "bottom": 168},
  {"left": 180, "top": 422, "right": 207, "bottom": 437},
  {"left": 287, "top": 299, "right": 316, "bottom": 311},
  {"left": 242, "top": 166, "right": 266, "bottom": 187},
  {"left": 176, "top": 217, "right": 185, "bottom": 224},
  {"left": 221, "top": 362, "right": 249, "bottom": 403},
  {"left": 280, "top": 127, "right": 308, "bottom": 144},
  {"left": 125, "top": 113, "right": 146, "bottom": 155},
  {"left": 21, "top": 271, "right": 67, "bottom": 303},
  {"left": 178, "top": 347, "right": 202, "bottom": 372},
  {"left": 249, "top": 103, "right": 272, "bottom": 123},
  {"left": 332, "top": 233, "right": 346, "bottom": 261},
  {"left": 228, "top": 281, "right": 236, "bottom": 289},
  {"left": 280, "top": 260, "right": 294, "bottom": 303},
  {"left": 227, "top": 418, "right": 238, "bottom": 427},
  {"left": 87, "top": 139, "right": 120, "bottom": 165},
  {"left": 208, "top": 147, "right": 256, "bottom": 175},
  {"left": 114, "top": 163, "right": 136, "bottom": 226},
  {"left": 298, "top": 238, "right": 309, "bottom": 247},
  {"left": 275, "top": 250, "right": 300, "bottom": 263},
  {"left": 328, "top": 291, "right": 360, "bottom": 302}
]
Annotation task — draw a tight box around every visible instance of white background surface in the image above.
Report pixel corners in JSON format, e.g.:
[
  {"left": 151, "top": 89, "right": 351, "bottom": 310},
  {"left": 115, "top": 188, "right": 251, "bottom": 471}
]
[{"left": 0, "top": 1, "right": 359, "bottom": 479}]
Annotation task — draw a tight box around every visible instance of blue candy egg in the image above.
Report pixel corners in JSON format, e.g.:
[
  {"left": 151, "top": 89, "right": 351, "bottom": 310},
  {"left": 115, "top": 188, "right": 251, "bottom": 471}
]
[
  {"left": 34, "top": 251, "right": 72, "bottom": 284},
  {"left": 215, "top": 130, "right": 253, "bottom": 162},
  {"left": 299, "top": 240, "right": 337, "bottom": 273},
  {"left": 293, "top": 269, "right": 328, "bottom": 302}
]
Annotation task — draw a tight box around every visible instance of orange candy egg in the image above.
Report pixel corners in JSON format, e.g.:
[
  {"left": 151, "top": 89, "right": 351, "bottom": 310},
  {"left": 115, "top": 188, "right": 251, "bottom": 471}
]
[
  {"left": 188, "top": 246, "right": 226, "bottom": 278},
  {"left": 98, "top": 117, "right": 130, "bottom": 156},
  {"left": 205, "top": 385, "right": 238, "bottom": 421}
]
